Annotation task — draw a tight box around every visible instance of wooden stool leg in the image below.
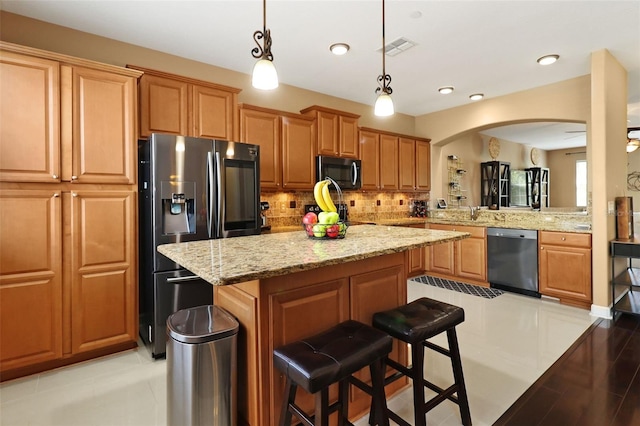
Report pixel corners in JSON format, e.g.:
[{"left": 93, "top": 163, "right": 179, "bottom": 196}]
[
  {"left": 315, "top": 387, "right": 330, "bottom": 426},
  {"left": 447, "top": 328, "right": 472, "bottom": 426},
  {"left": 369, "top": 358, "right": 390, "bottom": 426},
  {"left": 280, "top": 379, "right": 297, "bottom": 426},
  {"left": 411, "top": 342, "right": 426, "bottom": 426}
]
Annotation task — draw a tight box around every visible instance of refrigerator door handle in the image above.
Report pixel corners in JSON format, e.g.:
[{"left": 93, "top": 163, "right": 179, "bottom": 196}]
[
  {"left": 215, "top": 151, "right": 224, "bottom": 238},
  {"left": 207, "top": 151, "right": 214, "bottom": 238},
  {"left": 166, "top": 275, "right": 202, "bottom": 283}
]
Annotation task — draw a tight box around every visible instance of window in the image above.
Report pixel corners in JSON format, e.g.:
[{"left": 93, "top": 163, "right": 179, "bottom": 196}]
[{"left": 576, "top": 160, "right": 587, "bottom": 207}]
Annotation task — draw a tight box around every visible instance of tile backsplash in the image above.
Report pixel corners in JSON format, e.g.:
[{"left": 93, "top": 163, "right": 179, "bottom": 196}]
[{"left": 261, "top": 191, "right": 430, "bottom": 227}]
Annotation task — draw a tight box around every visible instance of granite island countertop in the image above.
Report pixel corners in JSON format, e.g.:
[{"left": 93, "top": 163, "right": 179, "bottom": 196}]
[{"left": 157, "top": 225, "right": 469, "bottom": 286}]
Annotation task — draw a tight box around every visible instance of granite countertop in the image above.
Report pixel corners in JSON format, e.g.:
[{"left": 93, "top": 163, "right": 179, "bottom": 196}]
[{"left": 157, "top": 225, "right": 469, "bottom": 286}]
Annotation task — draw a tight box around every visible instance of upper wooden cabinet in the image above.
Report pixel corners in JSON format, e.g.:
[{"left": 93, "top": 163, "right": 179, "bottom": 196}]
[
  {"left": 300, "top": 105, "right": 360, "bottom": 159},
  {"left": 130, "top": 66, "right": 240, "bottom": 141},
  {"left": 359, "top": 127, "right": 430, "bottom": 192},
  {"left": 239, "top": 104, "right": 315, "bottom": 191},
  {"left": 0, "top": 44, "right": 141, "bottom": 184}
]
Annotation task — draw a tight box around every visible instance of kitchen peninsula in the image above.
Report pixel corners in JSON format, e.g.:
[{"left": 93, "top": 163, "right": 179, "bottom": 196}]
[{"left": 158, "top": 225, "right": 468, "bottom": 425}]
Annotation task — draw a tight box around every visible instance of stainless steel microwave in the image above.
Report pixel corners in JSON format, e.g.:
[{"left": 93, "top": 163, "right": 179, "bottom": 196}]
[{"left": 316, "top": 156, "right": 361, "bottom": 190}]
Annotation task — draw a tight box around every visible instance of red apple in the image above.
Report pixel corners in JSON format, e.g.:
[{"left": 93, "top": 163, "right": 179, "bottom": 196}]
[
  {"left": 326, "top": 224, "right": 340, "bottom": 238},
  {"left": 302, "top": 212, "right": 318, "bottom": 225}
]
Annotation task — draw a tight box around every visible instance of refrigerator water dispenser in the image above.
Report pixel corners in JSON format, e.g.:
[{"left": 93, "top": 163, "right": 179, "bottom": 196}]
[{"left": 161, "top": 181, "right": 196, "bottom": 235}]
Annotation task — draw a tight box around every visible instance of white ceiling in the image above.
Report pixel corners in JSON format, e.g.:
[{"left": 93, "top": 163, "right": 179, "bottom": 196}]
[{"left": 2, "top": 0, "right": 639, "bottom": 149}]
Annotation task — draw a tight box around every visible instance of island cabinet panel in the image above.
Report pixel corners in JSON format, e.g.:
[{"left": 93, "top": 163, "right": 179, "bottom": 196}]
[
  {"left": 539, "top": 231, "right": 592, "bottom": 308},
  {"left": 0, "top": 190, "right": 62, "bottom": 372},
  {"left": 379, "top": 133, "right": 399, "bottom": 190},
  {"left": 239, "top": 106, "right": 281, "bottom": 189},
  {"left": 426, "top": 224, "right": 488, "bottom": 285},
  {"left": 131, "top": 66, "right": 240, "bottom": 141},
  {"left": 300, "top": 105, "right": 360, "bottom": 159},
  {"left": 69, "top": 190, "right": 136, "bottom": 353},
  {"left": 214, "top": 251, "right": 408, "bottom": 426},
  {"left": 0, "top": 52, "right": 60, "bottom": 183},
  {"left": 359, "top": 129, "right": 381, "bottom": 190}
]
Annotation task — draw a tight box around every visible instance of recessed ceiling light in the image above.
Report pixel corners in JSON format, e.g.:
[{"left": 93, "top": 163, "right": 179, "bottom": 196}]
[
  {"left": 537, "top": 54, "right": 559, "bottom": 65},
  {"left": 469, "top": 93, "right": 484, "bottom": 101},
  {"left": 329, "top": 43, "right": 350, "bottom": 55},
  {"left": 438, "top": 86, "right": 454, "bottom": 95}
]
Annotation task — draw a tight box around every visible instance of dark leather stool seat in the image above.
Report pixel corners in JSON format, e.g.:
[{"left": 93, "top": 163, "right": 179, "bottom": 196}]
[
  {"left": 273, "top": 320, "right": 392, "bottom": 426},
  {"left": 372, "top": 298, "right": 472, "bottom": 426}
]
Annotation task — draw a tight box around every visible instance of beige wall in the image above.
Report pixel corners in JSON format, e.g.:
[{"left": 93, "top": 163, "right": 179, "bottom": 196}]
[
  {"left": 0, "top": 11, "right": 415, "bottom": 135},
  {"left": 547, "top": 148, "right": 587, "bottom": 207}
]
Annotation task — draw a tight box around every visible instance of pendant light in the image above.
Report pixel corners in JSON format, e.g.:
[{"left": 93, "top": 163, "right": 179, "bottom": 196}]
[
  {"left": 374, "top": 0, "right": 394, "bottom": 116},
  {"left": 251, "top": 0, "right": 278, "bottom": 90}
]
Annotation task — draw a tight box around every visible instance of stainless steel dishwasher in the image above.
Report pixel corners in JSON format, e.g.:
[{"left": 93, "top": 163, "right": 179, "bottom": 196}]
[{"left": 487, "top": 227, "right": 540, "bottom": 297}]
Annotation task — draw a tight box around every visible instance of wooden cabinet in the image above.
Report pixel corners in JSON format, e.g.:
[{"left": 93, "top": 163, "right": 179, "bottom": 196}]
[
  {"left": 359, "top": 128, "right": 429, "bottom": 192},
  {"left": 240, "top": 104, "right": 315, "bottom": 191},
  {"left": 380, "top": 133, "right": 399, "bottom": 190},
  {"left": 0, "top": 189, "right": 62, "bottom": 371},
  {"left": 359, "top": 129, "right": 380, "bottom": 190},
  {"left": 399, "top": 138, "right": 431, "bottom": 191},
  {"left": 214, "top": 252, "right": 408, "bottom": 426},
  {"left": 300, "top": 105, "right": 360, "bottom": 159},
  {"left": 539, "top": 231, "right": 592, "bottom": 308},
  {"left": 0, "top": 42, "right": 139, "bottom": 379},
  {"left": 427, "top": 224, "right": 487, "bottom": 284},
  {"left": 131, "top": 66, "right": 240, "bottom": 140},
  {"left": 1, "top": 50, "right": 138, "bottom": 184}
]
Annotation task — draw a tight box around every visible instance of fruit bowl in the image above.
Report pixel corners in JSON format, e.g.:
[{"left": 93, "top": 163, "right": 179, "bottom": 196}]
[{"left": 303, "top": 221, "right": 349, "bottom": 240}]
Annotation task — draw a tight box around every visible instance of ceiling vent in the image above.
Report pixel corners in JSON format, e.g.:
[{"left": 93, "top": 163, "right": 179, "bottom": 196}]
[{"left": 378, "top": 37, "right": 416, "bottom": 57}]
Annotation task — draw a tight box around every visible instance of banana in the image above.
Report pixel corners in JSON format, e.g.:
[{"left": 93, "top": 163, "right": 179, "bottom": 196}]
[
  {"left": 314, "top": 180, "right": 330, "bottom": 211},
  {"left": 322, "top": 181, "right": 337, "bottom": 212}
]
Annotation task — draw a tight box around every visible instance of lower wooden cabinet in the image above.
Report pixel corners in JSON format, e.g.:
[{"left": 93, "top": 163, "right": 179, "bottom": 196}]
[
  {"left": 426, "top": 224, "right": 487, "bottom": 284},
  {"left": 214, "top": 252, "right": 408, "bottom": 426},
  {"left": 539, "top": 231, "right": 592, "bottom": 308},
  {"left": 0, "top": 188, "right": 137, "bottom": 377}
]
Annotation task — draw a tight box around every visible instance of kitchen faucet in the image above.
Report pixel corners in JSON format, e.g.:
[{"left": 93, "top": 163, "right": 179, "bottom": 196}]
[{"left": 469, "top": 205, "right": 480, "bottom": 221}]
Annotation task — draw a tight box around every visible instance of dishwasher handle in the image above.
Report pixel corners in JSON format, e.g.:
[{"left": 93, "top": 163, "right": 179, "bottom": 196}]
[{"left": 487, "top": 228, "right": 538, "bottom": 240}]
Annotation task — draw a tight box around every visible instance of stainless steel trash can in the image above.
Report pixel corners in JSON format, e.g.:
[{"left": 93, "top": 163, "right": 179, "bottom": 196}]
[{"left": 167, "top": 305, "right": 239, "bottom": 426}]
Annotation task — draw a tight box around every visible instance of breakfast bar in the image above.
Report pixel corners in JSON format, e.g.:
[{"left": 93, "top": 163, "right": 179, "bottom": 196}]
[{"left": 158, "top": 225, "right": 469, "bottom": 425}]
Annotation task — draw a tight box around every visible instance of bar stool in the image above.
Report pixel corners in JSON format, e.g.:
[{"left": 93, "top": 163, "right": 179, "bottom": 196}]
[
  {"left": 273, "top": 320, "right": 392, "bottom": 426},
  {"left": 372, "top": 297, "right": 472, "bottom": 426}
]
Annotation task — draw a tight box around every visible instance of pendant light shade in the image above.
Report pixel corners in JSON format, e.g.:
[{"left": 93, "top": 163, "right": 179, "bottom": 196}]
[
  {"left": 374, "top": 0, "right": 394, "bottom": 116},
  {"left": 251, "top": 0, "right": 278, "bottom": 90}
]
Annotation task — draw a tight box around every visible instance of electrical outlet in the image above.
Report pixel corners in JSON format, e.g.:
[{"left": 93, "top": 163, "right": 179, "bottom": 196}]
[
  {"left": 376, "top": 200, "right": 381, "bottom": 206},
  {"left": 608, "top": 201, "right": 615, "bottom": 214},
  {"left": 289, "top": 201, "right": 296, "bottom": 209},
  {"left": 350, "top": 200, "right": 355, "bottom": 207}
]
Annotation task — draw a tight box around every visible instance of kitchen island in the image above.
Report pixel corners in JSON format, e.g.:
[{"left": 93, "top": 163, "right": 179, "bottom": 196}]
[{"left": 158, "top": 225, "right": 469, "bottom": 425}]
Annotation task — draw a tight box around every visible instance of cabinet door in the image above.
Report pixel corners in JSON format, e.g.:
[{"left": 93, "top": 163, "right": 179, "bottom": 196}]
[
  {"left": 281, "top": 115, "right": 315, "bottom": 190},
  {"left": 379, "top": 134, "right": 399, "bottom": 190},
  {"left": 539, "top": 244, "right": 592, "bottom": 304},
  {"left": 139, "top": 73, "right": 188, "bottom": 137},
  {"left": 67, "top": 66, "right": 136, "bottom": 184},
  {"left": 339, "top": 115, "right": 359, "bottom": 158},
  {"left": 408, "top": 247, "right": 426, "bottom": 277},
  {"left": 0, "top": 52, "right": 60, "bottom": 183},
  {"left": 416, "top": 140, "right": 431, "bottom": 190},
  {"left": 69, "top": 190, "right": 136, "bottom": 354},
  {"left": 398, "top": 137, "right": 416, "bottom": 191},
  {"left": 269, "top": 278, "right": 349, "bottom": 425},
  {"left": 316, "top": 110, "right": 339, "bottom": 156},
  {"left": 428, "top": 241, "right": 455, "bottom": 275},
  {"left": 191, "top": 84, "right": 235, "bottom": 140},
  {"left": 0, "top": 190, "right": 62, "bottom": 372},
  {"left": 359, "top": 130, "right": 380, "bottom": 190},
  {"left": 455, "top": 237, "right": 487, "bottom": 281},
  {"left": 240, "top": 107, "right": 281, "bottom": 190}
]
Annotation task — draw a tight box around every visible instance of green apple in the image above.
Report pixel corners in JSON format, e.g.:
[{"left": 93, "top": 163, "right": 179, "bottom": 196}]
[
  {"left": 317, "top": 211, "right": 330, "bottom": 224},
  {"left": 325, "top": 212, "right": 340, "bottom": 224},
  {"left": 312, "top": 224, "right": 327, "bottom": 237}
]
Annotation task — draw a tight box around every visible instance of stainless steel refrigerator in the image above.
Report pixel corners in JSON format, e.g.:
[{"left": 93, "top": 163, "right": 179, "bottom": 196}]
[{"left": 139, "top": 133, "right": 260, "bottom": 358}]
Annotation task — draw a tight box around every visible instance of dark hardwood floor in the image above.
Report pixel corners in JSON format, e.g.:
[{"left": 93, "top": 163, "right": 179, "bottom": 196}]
[{"left": 494, "top": 313, "right": 640, "bottom": 425}]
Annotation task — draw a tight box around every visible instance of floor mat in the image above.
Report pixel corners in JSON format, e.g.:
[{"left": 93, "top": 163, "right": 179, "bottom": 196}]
[{"left": 411, "top": 275, "right": 503, "bottom": 299}]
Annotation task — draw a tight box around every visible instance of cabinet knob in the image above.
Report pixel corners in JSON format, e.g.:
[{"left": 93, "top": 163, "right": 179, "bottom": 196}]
[
  {"left": 52, "top": 174, "right": 58, "bottom": 179},
  {"left": 71, "top": 175, "right": 78, "bottom": 180},
  {"left": 561, "top": 237, "right": 566, "bottom": 241},
  {"left": 541, "top": 246, "right": 544, "bottom": 250},
  {"left": 53, "top": 193, "right": 60, "bottom": 198},
  {"left": 72, "top": 192, "right": 78, "bottom": 197}
]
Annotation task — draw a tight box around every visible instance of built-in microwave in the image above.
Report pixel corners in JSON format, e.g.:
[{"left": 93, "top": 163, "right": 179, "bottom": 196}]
[{"left": 316, "top": 156, "right": 362, "bottom": 190}]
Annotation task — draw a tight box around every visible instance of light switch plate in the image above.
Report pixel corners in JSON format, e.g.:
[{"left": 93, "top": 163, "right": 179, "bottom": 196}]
[{"left": 608, "top": 200, "right": 615, "bottom": 214}]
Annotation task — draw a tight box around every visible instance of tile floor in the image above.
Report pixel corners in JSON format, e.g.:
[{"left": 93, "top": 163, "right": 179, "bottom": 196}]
[{"left": 0, "top": 280, "right": 596, "bottom": 426}]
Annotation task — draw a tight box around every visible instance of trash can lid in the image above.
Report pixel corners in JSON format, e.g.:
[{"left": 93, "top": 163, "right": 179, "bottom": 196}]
[{"left": 167, "top": 305, "right": 239, "bottom": 344}]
